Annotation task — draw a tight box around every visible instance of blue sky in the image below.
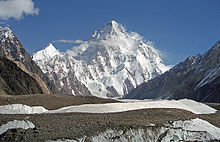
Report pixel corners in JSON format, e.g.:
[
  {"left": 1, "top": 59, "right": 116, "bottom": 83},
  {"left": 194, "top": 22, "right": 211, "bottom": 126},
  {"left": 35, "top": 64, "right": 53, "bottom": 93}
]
[{"left": 0, "top": 0, "right": 219, "bottom": 65}]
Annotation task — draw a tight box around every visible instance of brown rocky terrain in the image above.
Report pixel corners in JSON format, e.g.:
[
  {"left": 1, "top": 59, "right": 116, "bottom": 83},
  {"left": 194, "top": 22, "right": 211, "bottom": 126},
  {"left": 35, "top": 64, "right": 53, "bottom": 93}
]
[
  {"left": 0, "top": 95, "right": 219, "bottom": 142},
  {"left": 0, "top": 109, "right": 219, "bottom": 142},
  {"left": 0, "top": 58, "right": 43, "bottom": 95},
  {"left": 0, "top": 94, "right": 119, "bottom": 109},
  {"left": 0, "top": 27, "right": 58, "bottom": 95}
]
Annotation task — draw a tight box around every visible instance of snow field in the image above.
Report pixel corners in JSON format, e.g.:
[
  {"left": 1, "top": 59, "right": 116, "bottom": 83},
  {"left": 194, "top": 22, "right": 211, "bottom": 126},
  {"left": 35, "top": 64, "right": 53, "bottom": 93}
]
[{"left": 0, "top": 99, "right": 216, "bottom": 114}]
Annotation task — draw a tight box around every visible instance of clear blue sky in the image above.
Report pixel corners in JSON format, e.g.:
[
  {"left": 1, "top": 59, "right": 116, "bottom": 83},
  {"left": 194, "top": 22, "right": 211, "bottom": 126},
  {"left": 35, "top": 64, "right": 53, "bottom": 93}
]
[{"left": 1, "top": 0, "right": 220, "bottom": 65}]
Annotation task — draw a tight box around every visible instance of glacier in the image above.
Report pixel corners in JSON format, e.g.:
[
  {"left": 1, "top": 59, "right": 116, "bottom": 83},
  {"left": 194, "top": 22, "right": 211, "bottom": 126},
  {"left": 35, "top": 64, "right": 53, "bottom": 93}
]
[
  {"left": 0, "top": 120, "right": 35, "bottom": 135},
  {"left": 0, "top": 99, "right": 216, "bottom": 114},
  {"left": 46, "top": 118, "right": 220, "bottom": 142}
]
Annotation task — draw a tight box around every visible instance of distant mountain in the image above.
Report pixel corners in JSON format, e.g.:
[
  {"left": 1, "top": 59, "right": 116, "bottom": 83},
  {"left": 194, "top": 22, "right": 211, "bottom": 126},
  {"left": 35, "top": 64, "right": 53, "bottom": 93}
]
[
  {"left": 33, "top": 21, "right": 169, "bottom": 97},
  {"left": 0, "top": 26, "right": 57, "bottom": 95},
  {"left": 125, "top": 40, "right": 220, "bottom": 102}
]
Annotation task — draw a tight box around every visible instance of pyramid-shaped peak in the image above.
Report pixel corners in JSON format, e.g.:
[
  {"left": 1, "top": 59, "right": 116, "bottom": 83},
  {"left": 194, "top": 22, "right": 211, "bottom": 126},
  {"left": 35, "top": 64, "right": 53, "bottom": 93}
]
[
  {"left": 107, "top": 20, "right": 119, "bottom": 26},
  {"left": 109, "top": 20, "right": 118, "bottom": 24},
  {"left": 45, "top": 43, "right": 56, "bottom": 50},
  {"left": 104, "top": 20, "right": 122, "bottom": 30},
  {"left": 32, "top": 43, "right": 60, "bottom": 62},
  {"left": 90, "top": 20, "right": 126, "bottom": 40},
  {"left": 42, "top": 43, "right": 60, "bottom": 55}
]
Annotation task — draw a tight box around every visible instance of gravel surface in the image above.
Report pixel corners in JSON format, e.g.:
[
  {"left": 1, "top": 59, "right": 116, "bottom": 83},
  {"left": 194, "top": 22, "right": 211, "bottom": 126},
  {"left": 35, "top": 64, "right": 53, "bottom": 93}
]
[
  {"left": 206, "top": 103, "right": 220, "bottom": 110},
  {"left": 0, "top": 95, "right": 220, "bottom": 142},
  {"left": 0, "top": 109, "right": 220, "bottom": 142},
  {"left": 0, "top": 94, "right": 120, "bottom": 110}
]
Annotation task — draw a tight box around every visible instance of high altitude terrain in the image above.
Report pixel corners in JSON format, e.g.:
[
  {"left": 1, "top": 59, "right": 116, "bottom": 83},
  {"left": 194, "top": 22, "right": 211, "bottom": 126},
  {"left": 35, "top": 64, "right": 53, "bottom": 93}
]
[
  {"left": 125, "top": 40, "right": 220, "bottom": 102},
  {"left": 0, "top": 22, "right": 220, "bottom": 142},
  {"left": 33, "top": 21, "right": 169, "bottom": 97},
  {"left": 0, "top": 27, "right": 57, "bottom": 95},
  {"left": 0, "top": 95, "right": 220, "bottom": 141}
]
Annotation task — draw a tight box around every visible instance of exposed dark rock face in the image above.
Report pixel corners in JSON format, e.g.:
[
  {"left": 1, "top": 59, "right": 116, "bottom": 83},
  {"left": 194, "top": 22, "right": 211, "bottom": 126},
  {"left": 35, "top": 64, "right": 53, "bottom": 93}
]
[
  {"left": 0, "top": 57, "right": 43, "bottom": 95},
  {"left": 0, "top": 27, "right": 58, "bottom": 95},
  {"left": 125, "top": 40, "right": 220, "bottom": 103}
]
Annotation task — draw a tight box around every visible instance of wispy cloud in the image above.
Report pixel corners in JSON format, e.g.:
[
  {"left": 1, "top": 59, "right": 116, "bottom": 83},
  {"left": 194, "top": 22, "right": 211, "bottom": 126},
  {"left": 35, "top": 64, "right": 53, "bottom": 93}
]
[
  {"left": 74, "top": 39, "right": 84, "bottom": 44},
  {"left": 52, "top": 39, "right": 84, "bottom": 44},
  {"left": 0, "top": 0, "right": 39, "bottom": 20}
]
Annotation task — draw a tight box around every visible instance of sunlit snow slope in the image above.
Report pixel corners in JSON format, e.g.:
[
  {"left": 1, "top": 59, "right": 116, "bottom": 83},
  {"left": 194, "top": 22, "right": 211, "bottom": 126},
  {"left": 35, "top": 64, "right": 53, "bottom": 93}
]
[{"left": 33, "top": 21, "right": 169, "bottom": 97}]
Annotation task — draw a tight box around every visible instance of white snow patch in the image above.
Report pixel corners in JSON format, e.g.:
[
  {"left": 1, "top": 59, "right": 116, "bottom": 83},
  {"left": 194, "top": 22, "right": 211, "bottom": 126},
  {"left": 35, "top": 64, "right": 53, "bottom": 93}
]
[
  {"left": 71, "top": 89, "right": 75, "bottom": 95},
  {"left": 46, "top": 138, "right": 85, "bottom": 142},
  {"left": 0, "top": 99, "right": 216, "bottom": 115},
  {"left": 0, "top": 120, "right": 35, "bottom": 135},
  {"left": 47, "top": 99, "right": 216, "bottom": 114},
  {"left": 0, "top": 104, "right": 48, "bottom": 114},
  {"left": 60, "top": 81, "right": 64, "bottom": 87},
  {"left": 171, "top": 118, "right": 220, "bottom": 140},
  {"left": 196, "top": 65, "right": 220, "bottom": 88}
]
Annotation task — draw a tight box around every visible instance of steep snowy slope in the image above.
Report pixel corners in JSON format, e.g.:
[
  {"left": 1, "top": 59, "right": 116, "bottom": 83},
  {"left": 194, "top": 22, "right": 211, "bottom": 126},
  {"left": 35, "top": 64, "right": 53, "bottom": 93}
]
[
  {"left": 33, "top": 21, "right": 169, "bottom": 97},
  {"left": 125, "top": 40, "right": 220, "bottom": 102},
  {"left": 33, "top": 43, "right": 61, "bottom": 64}
]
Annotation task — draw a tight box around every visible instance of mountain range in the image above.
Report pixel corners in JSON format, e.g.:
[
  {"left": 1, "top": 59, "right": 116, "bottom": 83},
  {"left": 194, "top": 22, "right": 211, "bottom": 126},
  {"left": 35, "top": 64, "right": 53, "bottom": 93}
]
[
  {"left": 0, "top": 21, "right": 219, "bottom": 102},
  {"left": 125, "top": 40, "right": 220, "bottom": 102},
  {"left": 0, "top": 20, "right": 220, "bottom": 141},
  {"left": 33, "top": 21, "right": 169, "bottom": 97}
]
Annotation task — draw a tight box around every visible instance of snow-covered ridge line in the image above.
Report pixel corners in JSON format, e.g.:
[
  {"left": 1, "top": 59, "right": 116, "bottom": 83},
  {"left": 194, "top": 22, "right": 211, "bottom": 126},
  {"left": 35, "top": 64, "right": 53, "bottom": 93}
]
[
  {"left": 0, "top": 120, "right": 35, "bottom": 135},
  {"left": 0, "top": 99, "right": 216, "bottom": 114}
]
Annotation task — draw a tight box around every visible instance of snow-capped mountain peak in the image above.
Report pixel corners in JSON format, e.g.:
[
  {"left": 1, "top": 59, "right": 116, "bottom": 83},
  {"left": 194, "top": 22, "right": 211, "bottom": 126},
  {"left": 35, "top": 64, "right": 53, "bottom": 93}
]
[
  {"left": 90, "top": 20, "right": 126, "bottom": 40},
  {"left": 33, "top": 21, "right": 170, "bottom": 97},
  {"left": 33, "top": 43, "right": 60, "bottom": 62},
  {"left": 44, "top": 43, "right": 58, "bottom": 52}
]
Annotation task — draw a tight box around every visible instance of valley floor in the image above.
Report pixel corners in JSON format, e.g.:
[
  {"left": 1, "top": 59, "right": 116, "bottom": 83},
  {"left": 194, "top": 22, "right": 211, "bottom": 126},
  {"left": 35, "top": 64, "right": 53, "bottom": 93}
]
[
  {"left": 0, "top": 109, "right": 220, "bottom": 141},
  {"left": 0, "top": 94, "right": 220, "bottom": 142},
  {"left": 0, "top": 94, "right": 119, "bottom": 110}
]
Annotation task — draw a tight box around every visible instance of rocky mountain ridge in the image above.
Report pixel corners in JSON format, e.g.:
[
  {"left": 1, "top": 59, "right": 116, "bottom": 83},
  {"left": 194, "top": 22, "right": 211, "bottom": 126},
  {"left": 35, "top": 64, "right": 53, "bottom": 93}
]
[
  {"left": 0, "top": 26, "right": 57, "bottom": 95},
  {"left": 125, "top": 40, "right": 220, "bottom": 102},
  {"left": 0, "top": 57, "right": 44, "bottom": 95}
]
